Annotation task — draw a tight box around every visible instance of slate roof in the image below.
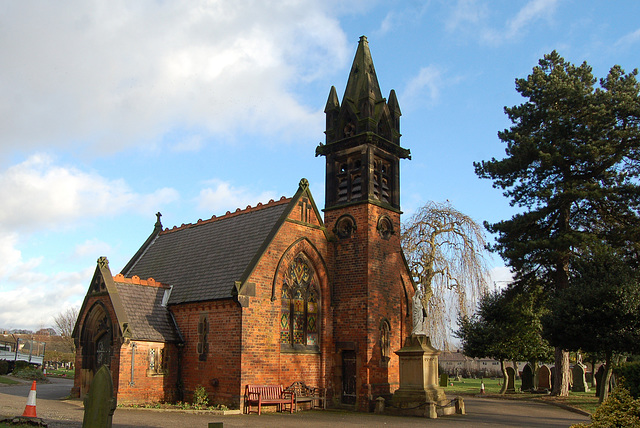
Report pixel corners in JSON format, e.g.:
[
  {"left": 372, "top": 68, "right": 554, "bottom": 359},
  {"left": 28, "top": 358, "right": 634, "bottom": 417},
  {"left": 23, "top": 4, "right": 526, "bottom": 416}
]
[
  {"left": 114, "top": 279, "right": 181, "bottom": 343},
  {"left": 122, "top": 197, "right": 292, "bottom": 305}
]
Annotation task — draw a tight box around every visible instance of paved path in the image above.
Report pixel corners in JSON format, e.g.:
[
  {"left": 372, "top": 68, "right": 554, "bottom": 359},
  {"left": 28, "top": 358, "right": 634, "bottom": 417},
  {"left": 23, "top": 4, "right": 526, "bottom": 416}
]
[{"left": 1, "top": 378, "right": 590, "bottom": 428}]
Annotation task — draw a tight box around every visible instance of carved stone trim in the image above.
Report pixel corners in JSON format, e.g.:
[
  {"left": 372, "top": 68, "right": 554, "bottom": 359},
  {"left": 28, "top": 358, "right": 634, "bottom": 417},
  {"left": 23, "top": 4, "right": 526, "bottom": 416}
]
[
  {"left": 333, "top": 214, "right": 357, "bottom": 239},
  {"left": 376, "top": 215, "right": 395, "bottom": 240}
]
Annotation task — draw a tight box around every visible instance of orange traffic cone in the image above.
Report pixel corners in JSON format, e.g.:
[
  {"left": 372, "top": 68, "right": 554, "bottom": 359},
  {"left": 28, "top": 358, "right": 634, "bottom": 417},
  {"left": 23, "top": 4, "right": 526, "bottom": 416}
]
[{"left": 21, "top": 380, "right": 37, "bottom": 418}]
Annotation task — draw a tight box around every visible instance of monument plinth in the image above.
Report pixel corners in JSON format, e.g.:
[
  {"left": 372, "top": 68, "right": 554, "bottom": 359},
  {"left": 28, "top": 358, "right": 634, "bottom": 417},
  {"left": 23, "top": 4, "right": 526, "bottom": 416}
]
[{"left": 392, "top": 334, "right": 447, "bottom": 417}]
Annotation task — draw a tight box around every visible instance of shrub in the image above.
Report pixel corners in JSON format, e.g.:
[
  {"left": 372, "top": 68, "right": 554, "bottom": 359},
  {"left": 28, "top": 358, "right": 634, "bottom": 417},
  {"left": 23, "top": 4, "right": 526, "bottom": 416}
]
[
  {"left": 192, "top": 385, "right": 209, "bottom": 410},
  {"left": 615, "top": 362, "right": 640, "bottom": 398},
  {"left": 0, "top": 360, "right": 9, "bottom": 376},
  {"left": 12, "top": 366, "right": 47, "bottom": 381},
  {"left": 14, "top": 361, "right": 30, "bottom": 371},
  {"left": 572, "top": 385, "right": 640, "bottom": 428}
]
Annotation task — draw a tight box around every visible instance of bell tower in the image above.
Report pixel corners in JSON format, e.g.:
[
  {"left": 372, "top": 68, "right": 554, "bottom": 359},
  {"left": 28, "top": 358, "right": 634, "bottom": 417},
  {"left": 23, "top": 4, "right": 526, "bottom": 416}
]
[
  {"left": 316, "top": 35, "right": 410, "bottom": 210},
  {"left": 318, "top": 36, "right": 412, "bottom": 411}
]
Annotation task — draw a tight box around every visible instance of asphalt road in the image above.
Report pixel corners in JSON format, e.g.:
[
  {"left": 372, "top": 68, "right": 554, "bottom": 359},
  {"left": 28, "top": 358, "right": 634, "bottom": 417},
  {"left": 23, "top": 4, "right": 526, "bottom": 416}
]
[{"left": 1, "top": 377, "right": 591, "bottom": 428}]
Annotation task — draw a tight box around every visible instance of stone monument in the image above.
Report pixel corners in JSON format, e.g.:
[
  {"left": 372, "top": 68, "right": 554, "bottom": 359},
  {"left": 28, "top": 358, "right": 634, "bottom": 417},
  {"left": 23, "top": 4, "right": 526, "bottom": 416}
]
[
  {"left": 392, "top": 285, "right": 447, "bottom": 417},
  {"left": 411, "top": 285, "right": 428, "bottom": 336}
]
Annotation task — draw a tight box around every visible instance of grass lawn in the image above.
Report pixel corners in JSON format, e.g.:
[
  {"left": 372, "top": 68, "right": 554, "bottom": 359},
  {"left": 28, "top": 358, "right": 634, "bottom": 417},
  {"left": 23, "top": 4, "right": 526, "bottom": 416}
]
[
  {"left": 45, "top": 368, "right": 74, "bottom": 378},
  {"left": 0, "top": 376, "right": 19, "bottom": 385},
  {"left": 443, "top": 377, "right": 599, "bottom": 415}
]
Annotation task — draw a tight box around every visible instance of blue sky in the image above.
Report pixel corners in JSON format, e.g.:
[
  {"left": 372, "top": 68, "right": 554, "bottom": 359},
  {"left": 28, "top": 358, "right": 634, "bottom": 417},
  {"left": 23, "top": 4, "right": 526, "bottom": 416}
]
[{"left": 1, "top": 0, "right": 639, "bottom": 332}]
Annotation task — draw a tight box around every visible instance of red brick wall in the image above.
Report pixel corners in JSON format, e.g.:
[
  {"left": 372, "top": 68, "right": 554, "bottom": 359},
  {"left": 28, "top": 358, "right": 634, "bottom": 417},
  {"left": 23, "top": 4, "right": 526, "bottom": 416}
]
[
  {"left": 237, "top": 201, "right": 333, "bottom": 410},
  {"left": 116, "top": 341, "right": 180, "bottom": 404},
  {"left": 170, "top": 300, "right": 242, "bottom": 408},
  {"left": 325, "top": 202, "right": 413, "bottom": 411}
]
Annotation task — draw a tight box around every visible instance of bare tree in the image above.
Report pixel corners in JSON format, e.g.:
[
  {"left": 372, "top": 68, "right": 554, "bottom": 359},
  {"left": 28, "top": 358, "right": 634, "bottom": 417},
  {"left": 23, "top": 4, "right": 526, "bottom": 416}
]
[
  {"left": 402, "top": 201, "right": 490, "bottom": 349},
  {"left": 53, "top": 307, "right": 79, "bottom": 353}
]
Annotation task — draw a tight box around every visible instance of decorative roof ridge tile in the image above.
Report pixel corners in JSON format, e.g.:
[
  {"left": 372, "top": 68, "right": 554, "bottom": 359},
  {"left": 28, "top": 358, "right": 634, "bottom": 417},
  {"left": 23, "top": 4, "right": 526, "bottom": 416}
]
[
  {"left": 159, "top": 196, "right": 292, "bottom": 235},
  {"left": 113, "top": 273, "right": 169, "bottom": 288}
]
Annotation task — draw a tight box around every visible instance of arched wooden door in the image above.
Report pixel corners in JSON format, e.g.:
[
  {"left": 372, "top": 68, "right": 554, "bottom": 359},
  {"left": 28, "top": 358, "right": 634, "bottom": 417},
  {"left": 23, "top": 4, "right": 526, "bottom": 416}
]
[{"left": 79, "top": 302, "right": 114, "bottom": 396}]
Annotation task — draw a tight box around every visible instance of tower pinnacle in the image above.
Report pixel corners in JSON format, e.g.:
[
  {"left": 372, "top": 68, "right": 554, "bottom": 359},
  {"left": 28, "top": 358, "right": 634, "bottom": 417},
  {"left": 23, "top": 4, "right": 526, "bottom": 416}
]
[{"left": 316, "top": 36, "right": 410, "bottom": 211}]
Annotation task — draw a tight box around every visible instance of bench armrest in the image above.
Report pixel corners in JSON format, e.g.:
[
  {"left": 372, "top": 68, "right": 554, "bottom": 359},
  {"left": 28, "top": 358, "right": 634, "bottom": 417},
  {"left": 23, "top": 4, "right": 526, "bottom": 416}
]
[{"left": 247, "top": 391, "right": 262, "bottom": 401}]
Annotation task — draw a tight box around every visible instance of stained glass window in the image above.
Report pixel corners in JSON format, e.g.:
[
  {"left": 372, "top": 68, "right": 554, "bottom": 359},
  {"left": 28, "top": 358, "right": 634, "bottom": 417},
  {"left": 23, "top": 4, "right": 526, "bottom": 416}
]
[
  {"left": 149, "top": 349, "right": 156, "bottom": 371},
  {"left": 280, "top": 256, "right": 320, "bottom": 350}
]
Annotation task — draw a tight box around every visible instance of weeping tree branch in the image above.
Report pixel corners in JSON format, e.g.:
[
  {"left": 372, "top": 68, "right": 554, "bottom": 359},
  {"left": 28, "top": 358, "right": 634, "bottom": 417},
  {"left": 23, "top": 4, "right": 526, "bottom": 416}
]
[{"left": 402, "top": 201, "right": 490, "bottom": 349}]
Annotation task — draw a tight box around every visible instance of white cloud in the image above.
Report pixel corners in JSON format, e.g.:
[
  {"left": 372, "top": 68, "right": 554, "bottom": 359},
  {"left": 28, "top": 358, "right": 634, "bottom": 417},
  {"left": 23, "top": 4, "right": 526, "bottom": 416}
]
[
  {"left": 0, "top": 154, "right": 181, "bottom": 331},
  {"left": 0, "top": 1, "right": 349, "bottom": 156},
  {"left": 197, "top": 179, "right": 278, "bottom": 214},
  {"left": 0, "top": 154, "right": 179, "bottom": 232},
  {"left": 374, "top": 3, "right": 430, "bottom": 37},
  {"left": 482, "top": 0, "right": 559, "bottom": 45},
  {"left": 615, "top": 28, "right": 640, "bottom": 48},
  {"left": 402, "top": 65, "right": 445, "bottom": 109},
  {"left": 0, "top": 233, "right": 24, "bottom": 278},
  {"left": 0, "top": 268, "right": 90, "bottom": 331},
  {"left": 72, "top": 239, "right": 113, "bottom": 259},
  {"left": 446, "top": 0, "right": 488, "bottom": 32},
  {"left": 0, "top": 230, "right": 89, "bottom": 331},
  {"left": 171, "top": 135, "right": 204, "bottom": 153}
]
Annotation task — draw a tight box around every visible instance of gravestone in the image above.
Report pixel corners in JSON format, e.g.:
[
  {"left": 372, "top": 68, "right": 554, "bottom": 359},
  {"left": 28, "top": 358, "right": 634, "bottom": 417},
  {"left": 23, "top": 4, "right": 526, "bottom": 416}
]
[
  {"left": 537, "top": 365, "right": 551, "bottom": 390},
  {"left": 595, "top": 365, "right": 605, "bottom": 397},
  {"left": 440, "top": 373, "right": 449, "bottom": 388},
  {"left": 505, "top": 367, "right": 516, "bottom": 393},
  {"left": 521, "top": 364, "right": 534, "bottom": 391},
  {"left": 572, "top": 362, "right": 589, "bottom": 392},
  {"left": 82, "top": 365, "right": 117, "bottom": 428}
]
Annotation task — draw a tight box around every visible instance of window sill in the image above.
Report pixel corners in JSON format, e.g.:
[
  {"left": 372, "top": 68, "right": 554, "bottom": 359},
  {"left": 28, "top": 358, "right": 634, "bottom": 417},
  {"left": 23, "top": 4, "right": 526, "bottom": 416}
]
[{"left": 280, "top": 344, "right": 320, "bottom": 354}]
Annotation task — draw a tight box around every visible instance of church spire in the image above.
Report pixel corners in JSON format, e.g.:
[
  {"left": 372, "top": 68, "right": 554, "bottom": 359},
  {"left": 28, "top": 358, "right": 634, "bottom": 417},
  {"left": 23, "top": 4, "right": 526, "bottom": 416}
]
[
  {"left": 317, "top": 36, "right": 410, "bottom": 211},
  {"left": 342, "top": 35, "right": 384, "bottom": 117}
]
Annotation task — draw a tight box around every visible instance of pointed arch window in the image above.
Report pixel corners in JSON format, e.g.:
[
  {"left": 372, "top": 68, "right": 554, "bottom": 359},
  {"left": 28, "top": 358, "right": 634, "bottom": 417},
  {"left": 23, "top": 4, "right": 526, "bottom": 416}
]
[{"left": 280, "top": 256, "right": 320, "bottom": 352}]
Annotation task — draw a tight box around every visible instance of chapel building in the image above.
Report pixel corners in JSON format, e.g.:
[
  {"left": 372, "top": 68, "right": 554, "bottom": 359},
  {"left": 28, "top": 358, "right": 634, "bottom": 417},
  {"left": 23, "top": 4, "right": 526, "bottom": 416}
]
[{"left": 72, "top": 36, "right": 416, "bottom": 412}]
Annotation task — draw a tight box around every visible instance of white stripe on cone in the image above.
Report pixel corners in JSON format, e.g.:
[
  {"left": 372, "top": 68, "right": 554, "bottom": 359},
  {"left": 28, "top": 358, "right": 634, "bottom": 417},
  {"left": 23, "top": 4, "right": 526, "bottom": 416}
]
[{"left": 22, "top": 380, "right": 37, "bottom": 418}]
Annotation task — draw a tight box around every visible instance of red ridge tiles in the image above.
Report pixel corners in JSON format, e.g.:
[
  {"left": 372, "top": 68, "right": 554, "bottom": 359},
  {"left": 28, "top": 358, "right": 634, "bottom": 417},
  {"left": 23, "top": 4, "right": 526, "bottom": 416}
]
[
  {"left": 160, "top": 196, "right": 291, "bottom": 235},
  {"left": 113, "top": 273, "right": 169, "bottom": 288}
]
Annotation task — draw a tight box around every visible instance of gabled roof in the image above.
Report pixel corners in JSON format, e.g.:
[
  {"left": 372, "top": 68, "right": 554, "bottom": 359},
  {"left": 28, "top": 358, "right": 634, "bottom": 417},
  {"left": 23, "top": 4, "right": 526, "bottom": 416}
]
[
  {"left": 121, "top": 179, "right": 325, "bottom": 305},
  {"left": 113, "top": 275, "right": 181, "bottom": 343},
  {"left": 72, "top": 258, "right": 182, "bottom": 343}
]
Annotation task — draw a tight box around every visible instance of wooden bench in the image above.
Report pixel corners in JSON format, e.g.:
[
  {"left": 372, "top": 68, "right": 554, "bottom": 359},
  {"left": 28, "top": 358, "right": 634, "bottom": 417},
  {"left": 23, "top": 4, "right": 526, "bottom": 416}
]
[
  {"left": 244, "top": 384, "right": 294, "bottom": 415},
  {"left": 284, "top": 381, "right": 327, "bottom": 411}
]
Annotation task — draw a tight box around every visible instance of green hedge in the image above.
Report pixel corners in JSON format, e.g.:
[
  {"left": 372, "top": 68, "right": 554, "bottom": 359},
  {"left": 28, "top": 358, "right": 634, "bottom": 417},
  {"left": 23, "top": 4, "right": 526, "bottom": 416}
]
[
  {"left": 0, "top": 360, "right": 8, "bottom": 375},
  {"left": 615, "top": 362, "right": 640, "bottom": 398},
  {"left": 573, "top": 386, "right": 640, "bottom": 428}
]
